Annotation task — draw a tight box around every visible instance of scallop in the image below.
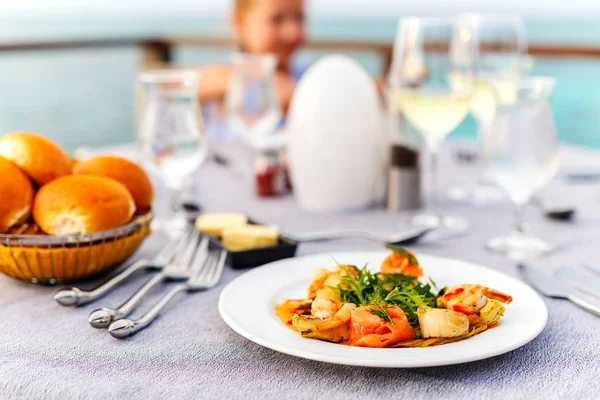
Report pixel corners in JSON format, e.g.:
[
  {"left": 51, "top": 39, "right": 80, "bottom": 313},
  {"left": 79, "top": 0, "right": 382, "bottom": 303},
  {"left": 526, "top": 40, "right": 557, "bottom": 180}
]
[{"left": 418, "top": 308, "right": 470, "bottom": 338}]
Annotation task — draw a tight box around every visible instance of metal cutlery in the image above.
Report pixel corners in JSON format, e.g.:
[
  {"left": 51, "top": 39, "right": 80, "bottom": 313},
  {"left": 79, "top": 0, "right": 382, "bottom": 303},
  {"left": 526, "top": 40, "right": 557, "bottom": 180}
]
[
  {"left": 88, "top": 229, "right": 209, "bottom": 329},
  {"left": 561, "top": 171, "right": 600, "bottom": 183},
  {"left": 54, "top": 236, "right": 180, "bottom": 307},
  {"left": 282, "top": 226, "right": 434, "bottom": 248},
  {"left": 554, "top": 266, "right": 600, "bottom": 300},
  {"left": 108, "top": 247, "right": 227, "bottom": 339},
  {"left": 583, "top": 263, "right": 600, "bottom": 276},
  {"left": 518, "top": 263, "right": 600, "bottom": 317}
]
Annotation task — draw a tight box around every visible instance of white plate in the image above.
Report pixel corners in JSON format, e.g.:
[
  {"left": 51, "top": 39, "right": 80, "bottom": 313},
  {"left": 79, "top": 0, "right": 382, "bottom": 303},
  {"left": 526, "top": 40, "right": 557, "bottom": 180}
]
[{"left": 219, "top": 252, "right": 547, "bottom": 368}]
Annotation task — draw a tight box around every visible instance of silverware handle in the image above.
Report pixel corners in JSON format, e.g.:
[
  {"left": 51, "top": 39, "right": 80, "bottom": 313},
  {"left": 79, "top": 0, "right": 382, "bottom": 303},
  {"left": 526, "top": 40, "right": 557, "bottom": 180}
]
[
  {"left": 88, "top": 273, "right": 165, "bottom": 328},
  {"left": 567, "top": 294, "right": 600, "bottom": 317},
  {"left": 109, "top": 284, "right": 188, "bottom": 338},
  {"left": 284, "top": 229, "right": 381, "bottom": 244},
  {"left": 54, "top": 259, "right": 151, "bottom": 307},
  {"left": 114, "top": 273, "right": 165, "bottom": 317}
]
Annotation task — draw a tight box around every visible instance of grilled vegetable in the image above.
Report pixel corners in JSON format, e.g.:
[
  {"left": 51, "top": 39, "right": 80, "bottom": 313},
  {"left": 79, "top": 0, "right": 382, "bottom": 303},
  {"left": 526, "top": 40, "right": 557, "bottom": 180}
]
[
  {"left": 291, "top": 314, "right": 350, "bottom": 343},
  {"left": 479, "top": 299, "right": 506, "bottom": 326},
  {"left": 417, "top": 308, "right": 469, "bottom": 338}
]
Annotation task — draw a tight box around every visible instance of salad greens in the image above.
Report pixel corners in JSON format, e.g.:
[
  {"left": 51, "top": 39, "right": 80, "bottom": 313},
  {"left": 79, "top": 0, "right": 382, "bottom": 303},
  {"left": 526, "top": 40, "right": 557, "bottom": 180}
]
[{"left": 333, "top": 262, "right": 438, "bottom": 327}]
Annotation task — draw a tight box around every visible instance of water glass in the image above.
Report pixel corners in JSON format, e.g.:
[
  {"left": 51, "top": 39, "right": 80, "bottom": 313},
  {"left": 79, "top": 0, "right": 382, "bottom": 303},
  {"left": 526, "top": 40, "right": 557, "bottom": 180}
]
[
  {"left": 226, "top": 53, "right": 282, "bottom": 149},
  {"left": 449, "top": 13, "right": 530, "bottom": 205},
  {"left": 138, "top": 69, "right": 206, "bottom": 235},
  {"left": 483, "top": 77, "right": 558, "bottom": 259}
]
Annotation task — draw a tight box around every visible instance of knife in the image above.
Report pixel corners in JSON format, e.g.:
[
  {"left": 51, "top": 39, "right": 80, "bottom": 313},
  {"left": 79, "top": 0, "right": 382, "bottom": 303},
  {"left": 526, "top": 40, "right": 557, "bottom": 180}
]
[
  {"left": 518, "top": 264, "right": 600, "bottom": 317},
  {"left": 554, "top": 267, "right": 600, "bottom": 300},
  {"left": 583, "top": 263, "right": 600, "bottom": 277}
]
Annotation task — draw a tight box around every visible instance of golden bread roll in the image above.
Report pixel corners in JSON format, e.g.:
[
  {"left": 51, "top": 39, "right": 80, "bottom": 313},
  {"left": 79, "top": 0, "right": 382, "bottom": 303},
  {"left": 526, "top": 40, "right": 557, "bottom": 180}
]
[
  {"left": 0, "top": 156, "right": 35, "bottom": 233},
  {"left": 0, "top": 132, "right": 72, "bottom": 186},
  {"left": 73, "top": 156, "right": 154, "bottom": 214},
  {"left": 33, "top": 175, "right": 135, "bottom": 235},
  {"left": 221, "top": 225, "right": 279, "bottom": 251},
  {"left": 195, "top": 213, "right": 248, "bottom": 237}
]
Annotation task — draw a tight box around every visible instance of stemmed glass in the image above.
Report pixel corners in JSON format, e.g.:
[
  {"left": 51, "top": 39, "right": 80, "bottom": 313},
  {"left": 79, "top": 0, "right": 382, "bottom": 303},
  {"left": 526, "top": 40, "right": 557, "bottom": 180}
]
[
  {"left": 225, "top": 53, "right": 284, "bottom": 152},
  {"left": 449, "top": 13, "right": 531, "bottom": 205},
  {"left": 390, "top": 17, "right": 475, "bottom": 231},
  {"left": 483, "top": 77, "right": 558, "bottom": 259},
  {"left": 138, "top": 70, "right": 207, "bottom": 236}
]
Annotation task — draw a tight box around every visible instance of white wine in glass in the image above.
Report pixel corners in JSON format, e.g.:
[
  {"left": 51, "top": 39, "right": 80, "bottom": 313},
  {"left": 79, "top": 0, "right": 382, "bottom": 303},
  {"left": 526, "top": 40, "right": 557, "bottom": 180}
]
[
  {"left": 390, "top": 17, "right": 475, "bottom": 231},
  {"left": 396, "top": 90, "right": 472, "bottom": 149}
]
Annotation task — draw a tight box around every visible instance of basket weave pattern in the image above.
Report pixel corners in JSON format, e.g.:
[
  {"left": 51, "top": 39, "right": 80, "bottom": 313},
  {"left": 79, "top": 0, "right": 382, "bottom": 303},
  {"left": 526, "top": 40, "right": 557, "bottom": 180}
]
[{"left": 0, "top": 214, "right": 151, "bottom": 283}]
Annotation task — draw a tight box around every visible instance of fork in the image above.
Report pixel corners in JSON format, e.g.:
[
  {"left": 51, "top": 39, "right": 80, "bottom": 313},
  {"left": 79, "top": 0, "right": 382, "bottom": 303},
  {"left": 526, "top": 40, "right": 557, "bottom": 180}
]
[
  {"left": 54, "top": 237, "right": 180, "bottom": 307},
  {"left": 108, "top": 248, "right": 227, "bottom": 339},
  {"left": 88, "top": 228, "right": 208, "bottom": 329}
]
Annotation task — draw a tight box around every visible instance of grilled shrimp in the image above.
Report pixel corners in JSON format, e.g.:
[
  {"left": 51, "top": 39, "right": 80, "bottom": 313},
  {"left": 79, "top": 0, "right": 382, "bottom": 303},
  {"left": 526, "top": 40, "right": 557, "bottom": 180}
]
[
  {"left": 308, "top": 265, "right": 357, "bottom": 301},
  {"left": 381, "top": 251, "right": 423, "bottom": 277},
  {"left": 311, "top": 298, "right": 340, "bottom": 319},
  {"left": 314, "top": 303, "right": 356, "bottom": 331},
  {"left": 307, "top": 268, "right": 333, "bottom": 299},
  {"left": 437, "top": 284, "right": 513, "bottom": 315}
]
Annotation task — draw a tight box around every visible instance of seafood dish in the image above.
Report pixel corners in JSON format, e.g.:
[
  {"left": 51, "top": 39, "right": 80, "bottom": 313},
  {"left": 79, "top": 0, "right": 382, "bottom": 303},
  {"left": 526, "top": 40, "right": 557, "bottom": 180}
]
[{"left": 275, "top": 248, "right": 512, "bottom": 348}]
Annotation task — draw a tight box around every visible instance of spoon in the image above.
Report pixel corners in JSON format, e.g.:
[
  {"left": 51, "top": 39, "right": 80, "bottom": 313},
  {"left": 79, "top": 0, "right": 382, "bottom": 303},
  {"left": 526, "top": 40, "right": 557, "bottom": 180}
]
[
  {"left": 531, "top": 197, "right": 576, "bottom": 222},
  {"left": 282, "top": 226, "right": 434, "bottom": 248}
]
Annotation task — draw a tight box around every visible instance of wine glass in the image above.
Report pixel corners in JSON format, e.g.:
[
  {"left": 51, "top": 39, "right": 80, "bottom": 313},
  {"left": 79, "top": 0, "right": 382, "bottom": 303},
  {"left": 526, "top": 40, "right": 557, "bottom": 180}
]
[
  {"left": 449, "top": 13, "right": 531, "bottom": 205},
  {"left": 483, "top": 77, "right": 558, "bottom": 259},
  {"left": 390, "top": 17, "right": 475, "bottom": 231},
  {"left": 226, "top": 53, "right": 283, "bottom": 151},
  {"left": 138, "top": 69, "right": 207, "bottom": 236}
]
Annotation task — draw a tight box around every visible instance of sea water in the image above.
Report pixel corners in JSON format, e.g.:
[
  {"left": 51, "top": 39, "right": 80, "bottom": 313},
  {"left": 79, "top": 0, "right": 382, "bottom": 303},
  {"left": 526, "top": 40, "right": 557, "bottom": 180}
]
[{"left": 1, "top": 16, "right": 600, "bottom": 151}]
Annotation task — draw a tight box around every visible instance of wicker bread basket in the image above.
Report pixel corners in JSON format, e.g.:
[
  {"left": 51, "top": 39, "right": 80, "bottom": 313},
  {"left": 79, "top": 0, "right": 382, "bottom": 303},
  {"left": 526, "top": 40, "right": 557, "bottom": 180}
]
[{"left": 0, "top": 213, "right": 151, "bottom": 284}]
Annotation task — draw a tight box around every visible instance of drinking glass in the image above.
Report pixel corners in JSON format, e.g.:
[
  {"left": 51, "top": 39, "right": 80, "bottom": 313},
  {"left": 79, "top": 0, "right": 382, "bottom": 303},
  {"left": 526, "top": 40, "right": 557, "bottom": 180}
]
[
  {"left": 225, "top": 53, "right": 283, "bottom": 150},
  {"left": 483, "top": 77, "right": 558, "bottom": 259},
  {"left": 138, "top": 69, "right": 207, "bottom": 235},
  {"left": 390, "top": 17, "right": 475, "bottom": 231},
  {"left": 449, "top": 13, "right": 530, "bottom": 205}
]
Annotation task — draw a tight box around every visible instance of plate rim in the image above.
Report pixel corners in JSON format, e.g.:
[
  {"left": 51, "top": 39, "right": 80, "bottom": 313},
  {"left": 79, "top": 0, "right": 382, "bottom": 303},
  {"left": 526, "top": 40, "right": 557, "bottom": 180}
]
[{"left": 219, "top": 251, "right": 548, "bottom": 368}]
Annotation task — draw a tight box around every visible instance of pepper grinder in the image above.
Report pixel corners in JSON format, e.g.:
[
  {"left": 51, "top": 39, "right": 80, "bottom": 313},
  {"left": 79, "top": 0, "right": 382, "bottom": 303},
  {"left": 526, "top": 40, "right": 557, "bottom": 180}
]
[{"left": 385, "top": 95, "right": 422, "bottom": 212}]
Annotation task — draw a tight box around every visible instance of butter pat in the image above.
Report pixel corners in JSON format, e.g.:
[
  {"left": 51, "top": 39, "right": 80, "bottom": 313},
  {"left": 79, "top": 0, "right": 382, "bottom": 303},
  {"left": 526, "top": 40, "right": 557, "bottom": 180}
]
[
  {"left": 195, "top": 213, "right": 248, "bottom": 237},
  {"left": 221, "top": 225, "right": 279, "bottom": 251}
]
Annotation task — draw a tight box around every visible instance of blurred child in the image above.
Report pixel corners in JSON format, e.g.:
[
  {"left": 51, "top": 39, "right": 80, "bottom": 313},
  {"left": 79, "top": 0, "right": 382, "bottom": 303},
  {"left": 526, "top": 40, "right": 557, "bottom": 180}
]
[{"left": 198, "top": 0, "right": 305, "bottom": 114}]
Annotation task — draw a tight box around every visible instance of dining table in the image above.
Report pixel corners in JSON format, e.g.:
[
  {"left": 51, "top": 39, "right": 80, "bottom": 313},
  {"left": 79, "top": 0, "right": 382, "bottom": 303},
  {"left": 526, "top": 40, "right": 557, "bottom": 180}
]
[{"left": 1, "top": 140, "right": 599, "bottom": 400}]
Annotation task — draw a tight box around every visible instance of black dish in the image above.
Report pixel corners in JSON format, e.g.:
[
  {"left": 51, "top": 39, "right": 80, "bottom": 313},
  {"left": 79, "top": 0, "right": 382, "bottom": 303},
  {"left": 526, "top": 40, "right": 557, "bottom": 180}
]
[{"left": 208, "top": 220, "right": 298, "bottom": 269}]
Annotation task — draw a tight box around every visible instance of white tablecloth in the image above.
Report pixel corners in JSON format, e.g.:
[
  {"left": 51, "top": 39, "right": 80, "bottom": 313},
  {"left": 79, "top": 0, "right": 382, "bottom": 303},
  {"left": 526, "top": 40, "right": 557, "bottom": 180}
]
[{"left": 1, "top": 141, "right": 600, "bottom": 399}]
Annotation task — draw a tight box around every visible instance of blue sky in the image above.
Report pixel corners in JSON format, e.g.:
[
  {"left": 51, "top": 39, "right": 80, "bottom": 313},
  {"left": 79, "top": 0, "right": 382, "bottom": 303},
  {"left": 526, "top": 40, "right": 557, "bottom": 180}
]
[{"left": 3, "top": 0, "right": 600, "bottom": 18}]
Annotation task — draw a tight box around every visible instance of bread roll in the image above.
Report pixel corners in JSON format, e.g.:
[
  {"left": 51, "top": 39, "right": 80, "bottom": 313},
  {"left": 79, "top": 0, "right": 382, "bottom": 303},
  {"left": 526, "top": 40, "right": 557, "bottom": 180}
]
[
  {"left": 221, "top": 225, "right": 279, "bottom": 251},
  {"left": 73, "top": 156, "right": 154, "bottom": 213},
  {"left": 195, "top": 213, "right": 248, "bottom": 237},
  {"left": 33, "top": 175, "right": 135, "bottom": 235},
  {"left": 0, "top": 132, "right": 72, "bottom": 186},
  {"left": 0, "top": 156, "right": 34, "bottom": 233}
]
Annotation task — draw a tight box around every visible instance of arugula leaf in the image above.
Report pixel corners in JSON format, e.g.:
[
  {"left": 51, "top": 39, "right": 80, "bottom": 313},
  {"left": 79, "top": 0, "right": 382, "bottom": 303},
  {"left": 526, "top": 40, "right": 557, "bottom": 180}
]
[
  {"left": 334, "top": 262, "right": 437, "bottom": 327},
  {"left": 369, "top": 305, "right": 395, "bottom": 326},
  {"left": 412, "top": 326, "right": 422, "bottom": 339}
]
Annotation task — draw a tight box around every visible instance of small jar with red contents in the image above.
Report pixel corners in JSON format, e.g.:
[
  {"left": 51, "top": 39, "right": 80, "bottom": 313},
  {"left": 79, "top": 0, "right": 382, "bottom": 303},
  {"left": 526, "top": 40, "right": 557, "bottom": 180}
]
[{"left": 254, "top": 151, "right": 286, "bottom": 197}]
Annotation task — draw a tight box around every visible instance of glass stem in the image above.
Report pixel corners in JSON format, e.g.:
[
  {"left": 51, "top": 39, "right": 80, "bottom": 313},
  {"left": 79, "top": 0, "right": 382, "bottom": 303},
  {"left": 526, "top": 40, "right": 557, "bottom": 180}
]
[
  {"left": 168, "top": 187, "right": 183, "bottom": 217},
  {"left": 513, "top": 203, "right": 528, "bottom": 234},
  {"left": 428, "top": 146, "right": 441, "bottom": 221}
]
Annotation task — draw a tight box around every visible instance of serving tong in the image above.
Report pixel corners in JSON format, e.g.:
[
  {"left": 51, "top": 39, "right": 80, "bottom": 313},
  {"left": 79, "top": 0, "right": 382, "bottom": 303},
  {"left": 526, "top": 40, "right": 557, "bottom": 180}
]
[{"left": 55, "top": 227, "right": 226, "bottom": 337}]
